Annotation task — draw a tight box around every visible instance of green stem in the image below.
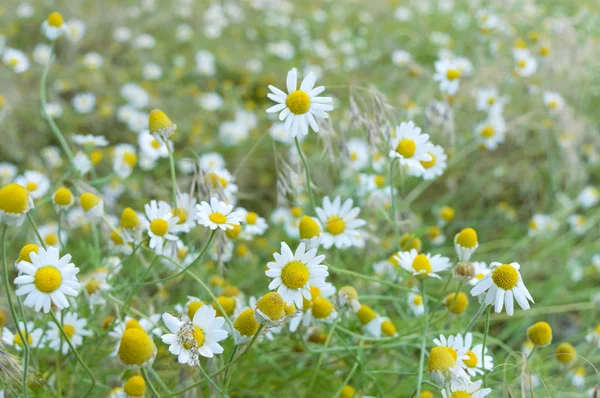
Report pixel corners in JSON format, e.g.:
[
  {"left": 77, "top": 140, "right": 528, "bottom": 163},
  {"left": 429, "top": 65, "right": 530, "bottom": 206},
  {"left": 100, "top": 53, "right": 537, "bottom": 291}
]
[
  {"left": 27, "top": 213, "right": 47, "bottom": 250},
  {"left": 199, "top": 363, "right": 224, "bottom": 396},
  {"left": 121, "top": 255, "right": 159, "bottom": 314},
  {"left": 40, "top": 41, "right": 75, "bottom": 166},
  {"left": 481, "top": 306, "right": 491, "bottom": 387},
  {"left": 389, "top": 157, "right": 399, "bottom": 238},
  {"left": 294, "top": 137, "right": 316, "bottom": 211},
  {"left": 141, "top": 367, "right": 162, "bottom": 398},
  {"left": 49, "top": 311, "right": 96, "bottom": 395},
  {"left": 305, "top": 316, "right": 341, "bottom": 396},
  {"left": 415, "top": 279, "right": 429, "bottom": 397},
  {"left": 222, "top": 345, "right": 239, "bottom": 396},
  {"left": 464, "top": 302, "right": 487, "bottom": 334},
  {"left": 167, "top": 144, "right": 178, "bottom": 212},
  {"left": 2, "top": 225, "right": 30, "bottom": 397}
]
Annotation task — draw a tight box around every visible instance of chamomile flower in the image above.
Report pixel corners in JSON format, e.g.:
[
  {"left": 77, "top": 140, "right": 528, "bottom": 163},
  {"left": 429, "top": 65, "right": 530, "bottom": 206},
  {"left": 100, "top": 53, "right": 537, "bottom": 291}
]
[
  {"left": 388, "top": 121, "right": 433, "bottom": 172},
  {"left": 428, "top": 344, "right": 469, "bottom": 385},
  {"left": 14, "top": 246, "right": 81, "bottom": 313},
  {"left": 475, "top": 88, "right": 508, "bottom": 114},
  {"left": 42, "top": 12, "right": 67, "bottom": 40},
  {"left": 408, "top": 144, "right": 447, "bottom": 180},
  {"left": 543, "top": 91, "right": 565, "bottom": 114},
  {"left": 83, "top": 272, "right": 112, "bottom": 308},
  {"left": 469, "top": 262, "right": 491, "bottom": 286},
  {"left": 0, "top": 163, "right": 18, "bottom": 184},
  {"left": 528, "top": 214, "right": 559, "bottom": 236},
  {"left": 238, "top": 208, "right": 268, "bottom": 237},
  {"left": 196, "top": 198, "right": 242, "bottom": 231},
  {"left": 577, "top": 186, "right": 599, "bottom": 209},
  {"left": 266, "top": 242, "right": 327, "bottom": 308},
  {"left": 2, "top": 321, "right": 43, "bottom": 350},
  {"left": 568, "top": 214, "right": 588, "bottom": 235},
  {"left": 571, "top": 367, "right": 585, "bottom": 389},
  {"left": 300, "top": 284, "right": 338, "bottom": 328},
  {"left": 73, "top": 152, "right": 92, "bottom": 176},
  {"left": 470, "top": 262, "right": 534, "bottom": 316},
  {"left": 433, "top": 58, "right": 462, "bottom": 95},
  {"left": 455, "top": 332, "right": 494, "bottom": 377},
  {"left": 162, "top": 305, "right": 228, "bottom": 365},
  {"left": 338, "top": 286, "right": 361, "bottom": 312},
  {"left": 15, "top": 171, "right": 50, "bottom": 199},
  {"left": 171, "top": 193, "right": 198, "bottom": 234},
  {"left": 395, "top": 249, "right": 451, "bottom": 279},
  {"left": 2, "top": 48, "right": 30, "bottom": 73},
  {"left": 230, "top": 308, "right": 260, "bottom": 345},
  {"left": 266, "top": 67, "right": 334, "bottom": 137},
  {"left": 454, "top": 228, "right": 479, "bottom": 261},
  {"left": 0, "top": 183, "right": 34, "bottom": 226},
  {"left": 144, "top": 200, "right": 179, "bottom": 255},
  {"left": 118, "top": 327, "right": 157, "bottom": 368},
  {"left": 65, "top": 19, "right": 86, "bottom": 42},
  {"left": 113, "top": 144, "right": 138, "bottom": 179},
  {"left": 71, "top": 134, "right": 109, "bottom": 148},
  {"left": 408, "top": 291, "right": 425, "bottom": 316},
  {"left": 315, "top": 196, "right": 366, "bottom": 249},
  {"left": 80, "top": 192, "right": 104, "bottom": 219},
  {"left": 46, "top": 312, "right": 92, "bottom": 354},
  {"left": 475, "top": 115, "right": 506, "bottom": 150},
  {"left": 138, "top": 130, "right": 169, "bottom": 161},
  {"left": 441, "top": 379, "right": 492, "bottom": 398},
  {"left": 37, "top": 224, "right": 66, "bottom": 248},
  {"left": 585, "top": 324, "right": 600, "bottom": 347},
  {"left": 72, "top": 92, "right": 96, "bottom": 114},
  {"left": 347, "top": 138, "right": 370, "bottom": 171},
  {"left": 52, "top": 187, "right": 74, "bottom": 211},
  {"left": 514, "top": 50, "right": 537, "bottom": 77}
]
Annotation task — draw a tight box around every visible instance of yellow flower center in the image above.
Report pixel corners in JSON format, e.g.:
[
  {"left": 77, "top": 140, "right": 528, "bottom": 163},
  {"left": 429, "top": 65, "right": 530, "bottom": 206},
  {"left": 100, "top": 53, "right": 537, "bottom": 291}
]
[
  {"left": 183, "top": 325, "right": 205, "bottom": 349},
  {"left": 281, "top": 260, "right": 309, "bottom": 289},
  {"left": 464, "top": 350, "right": 478, "bottom": 367},
  {"left": 381, "top": 320, "right": 396, "bottom": 336},
  {"left": 246, "top": 212, "right": 258, "bottom": 225},
  {"left": 44, "top": 233, "right": 59, "bottom": 246},
  {"left": 209, "top": 212, "right": 227, "bottom": 224},
  {"left": 151, "top": 139, "right": 161, "bottom": 149},
  {"left": 13, "top": 330, "right": 33, "bottom": 346},
  {"left": 285, "top": 90, "right": 310, "bottom": 115},
  {"left": 440, "top": 206, "right": 454, "bottom": 221},
  {"left": 149, "top": 109, "right": 174, "bottom": 135},
  {"left": 428, "top": 346, "right": 457, "bottom": 372},
  {"left": 451, "top": 392, "right": 472, "bottom": 398},
  {"left": 47, "top": 12, "right": 64, "bottom": 27},
  {"left": 396, "top": 139, "right": 416, "bottom": 158},
  {"left": 187, "top": 300, "right": 203, "bottom": 319},
  {"left": 476, "top": 273, "right": 485, "bottom": 280},
  {"left": 86, "top": 280, "right": 101, "bottom": 294},
  {"left": 122, "top": 152, "right": 137, "bottom": 168},
  {"left": 427, "top": 226, "right": 442, "bottom": 239},
  {"left": 481, "top": 125, "right": 495, "bottom": 138},
  {"left": 63, "top": 324, "right": 75, "bottom": 339},
  {"left": 126, "top": 319, "right": 142, "bottom": 330},
  {"left": 326, "top": 216, "right": 345, "bottom": 235},
  {"left": 150, "top": 218, "right": 168, "bottom": 236},
  {"left": 110, "top": 228, "right": 124, "bottom": 245},
  {"left": 225, "top": 224, "right": 242, "bottom": 239},
  {"left": 26, "top": 182, "right": 38, "bottom": 191},
  {"left": 91, "top": 150, "right": 103, "bottom": 165},
  {"left": 312, "top": 297, "right": 334, "bottom": 319},
  {"left": 357, "top": 304, "right": 377, "bottom": 325},
  {"left": 456, "top": 228, "right": 478, "bottom": 248},
  {"left": 118, "top": 328, "right": 156, "bottom": 366},
  {"left": 212, "top": 296, "right": 236, "bottom": 317},
  {"left": 121, "top": 207, "right": 141, "bottom": 229},
  {"left": 446, "top": 69, "right": 461, "bottom": 80},
  {"left": 518, "top": 59, "right": 527, "bottom": 69},
  {"left": 492, "top": 264, "right": 519, "bottom": 290},
  {"left": 444, "top": 292, "right": 469, "bottom": 314},
  {"left": 527, "top": 321, "right": 553, "bottom": 346},
  {"left": 124, "top": 375, "right": 146, "bottom": 397},
  {"left": 34, "top": 266, "right": 62, "bottom": 293},
  {"left": 291, "top": 207, "right": 303, "bottom": 218},
  {"left": 299, "top": 216, "right": 321, "bottom": 239},
  {"left": 413, "top": 295, "right": 423, "bottom": 305},
  {"left": 53, "top": 188, "right": 73, "bottom": 206},
  {"left": 172, "top": 208, "right": 188, "bottom": 224},
  {"left": 234, "top": 308, "right": 259, "bottom": 337},
  {"left": 340, "top": 385, "right": 356, "bottom": 398},
  {"left": 256, "top": 292, "right": 285, "bottom": 321},
  {"left": 487, "top": 96, "right": 496, "bottom": 105},
  {"left": 412, "top": 254, "right": 432, "bottom": 275},
  {"left": 420, "top": 153, "right": 436, "bottom": 169},
  {"left": 17, "top": 244, "right": 39, "bottom": 263},
  {"left": 0, "top": 184, "right": 29, "bottom": 214},
  {"left": 80, "top": 192, "right": 101, "bottom": 212},
  {"left": 555, "top": 342, "right": 576, "bottom": 363}
]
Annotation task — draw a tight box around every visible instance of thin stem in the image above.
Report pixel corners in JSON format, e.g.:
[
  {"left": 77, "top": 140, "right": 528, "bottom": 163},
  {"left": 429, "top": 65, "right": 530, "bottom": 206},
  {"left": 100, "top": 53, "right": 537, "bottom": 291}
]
[
  {"left": 167, "top": 144, "right": 178, "bottom": 211},
  {"left": 305, "top": 316, "right": 341, "bottom": 396},
  {"left": 415, "top": 279, "right": 429, "bottom": 397},
  {"left": 121, "top": 255, "right": 159, "bottom": 314},
  {"left": 27, "top": 213, "right": 47, "bottom": 250},
  {"left": 482, "top": 306, "right": 491, "bottom": 387},
  {"left": 294, "top": 137, "right": 316, "bottom": 211},
  {"left": 49, "top": 311, "right": 96, "bottom": 395},
  {"left": 222, "top": 345, "right": 239, "bottom": 396},
  {"left": 2, "top": 225, "right": 30, "bottom": 397},
  {"left": 141, "top": 367, "right": 162, "bottom": 398},
  {"left": 389, "top": 157, "right": 399, "bottom": 238},
  {"left": 464, "top": 302, "right": 487, "bottom": 334}
]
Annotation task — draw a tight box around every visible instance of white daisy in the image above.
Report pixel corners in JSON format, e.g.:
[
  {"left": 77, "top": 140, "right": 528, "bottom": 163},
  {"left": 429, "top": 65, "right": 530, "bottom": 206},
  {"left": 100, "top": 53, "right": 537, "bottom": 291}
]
[
  {"left": 577, "top": 186, "right": 599, "bottom": 209},
  {"left": 441, "top": 379, "right": 492, "bottom": 398},
  {"left": 347, "top": 138, "right": 370, "bottom": 171},
  {"left": 196, "top": 197, "right": 242, "bottom": 231},
  {"left": 475, "top": 88, "right": 508, "bottom": 114},
  {"left": 454, "top": 228, "right": 479, "bottom": 261},
  {"left": 395, "top": 249, "right": 451, "bottom": 279},
  {"left": 41, "top": 12, "right": 67, "bottom": 40},
  {"left": 113, "top": 143, "right": 137, "bottom": 179},
  {"left": 144, "top": 200, "right": 179, "bottom": 255},
  {"left": 408, "top": 291, "right": 425, "bottom": 316},
  {"left": 172, "top": 193, "right": 198, "bottom": 234},
  {"left": 37, "top": 224, "right": 67, "bottom": 248},
  {"left": 388, "top": 121, "right": 433, "bottom": 172},
  {"left": 73, "top": 151, "right": 92, "bottom": 176},
  {"left": 528, "top": 214, "right": 559, "bottom": 236},
  {"left": 138, "top": 130, "right": 169, "bottom": 160},
  {"left": 315, "top": 196, "right": 366, "bottom": 250},
  {"left": 543, "top": 91, "right": 564, "bottom": 113},
  {"left": 433, "top": 58, "right": 462, "bottom": 95},
  {"left": 72, "top": 92, "right": 96, "bottom": 114},
  {"left": 3, "top": 48, "right": 30, "bottom": 73},
  {"left": 2, "top": 321, "right": 44, "bottom": 351},
  {"left": 0, "top": 163, "right": 18, "bottom": 183},
  {"left": 454, "top": 332, "right": 494, "bottom": 377},
  {"left": 199, "top": 153, "right": 225, "bottom": 172},
  {"left": 266, "top": 242, "right": 328, "bottom": 308},
  {"left": 14, "top": 246, "right": 81, "bottom": 313},
  {"left": 161, "top": 305, "right": 228, "bottom": 365},
  {"left": 15, "top": 170, "right": 50, "bottom": 199},
  {"left": 514, "top": 50, "right": 537, "bottom": 77},
  {"left": 470, "top": 262, "right": 534, "bottom": 316},
  {"left": 408, "top": 144, "right": 447, "bottom": 180},
  {"left": 475, "top": 114, "right": 506, "bottom": 151},
  {"left": 469, "top": 262, "right": 491, "bottom": 286},
  {"left": 568, "top": 214, "right": 588, "bottom": 235},
  {"left": 238, "top": 208, "right": 268, "bottom": 237},
  {"left": 266, "top": 67, "right": 334, "bottom": 137},
  {"left": 46, "top": 312, "right": 92, "bottom": 354}
]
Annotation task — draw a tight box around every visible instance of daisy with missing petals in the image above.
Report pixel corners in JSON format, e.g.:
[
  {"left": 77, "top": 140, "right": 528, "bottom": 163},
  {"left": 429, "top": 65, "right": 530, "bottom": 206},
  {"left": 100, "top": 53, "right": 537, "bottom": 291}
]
[
  {"left": 388, "top": 121, "right": 433, "bottom": 172},
  {"left": 441, "top": 379, "right": 492, "bottom": 398},
  {"left": 80, "top": 192, "right": 104, "bottom": 219},
  {"left": 0, "top": 183, "right": 34, "bottom": 226},
  {"left": 2, "top": 321, "right": 44, "bottom": 351},
  {"left": 149, "top": 109, "right": 177, "bottom": 142},
  {"left": 161, "top": 305, "right": 228, "bottom": 365},
  {"left": 196, "top": 197, "right": 242, "bottom": 231},
  {"left": 408, "top": 144, "right": 447, "bottom": 180},
  {"left": 470, "top": 262, "right": 534, "bottom": 316},
  {"left": 46, "top": 312, "right": 92, "bottom": 354},
  {"left": 266, "top": 242, "right": 328, "bottom": 308},
  {"left": 428, "top": 344, "right": 469, "bottom": 385},
  {"left": 172, "top": 193, "right": 198, "bottom": 234},
  {"left": 14, "top": 246, "right": 81, "bottom": 313},
  {"left": 113, "top": 144, "right": 138, "bottom": 179},
  {"left": 42, "top": 12, "right": 67, "bottom": 40},
  {"left": 395, "top": 249, "right": 451, "bottom": 279},
  {"left": 454, "top": 332, "right": 494, "bottom": 377},
  {"left": 315, "top": 196, "right": 366, "bottom": 250},
  {"left": 266, "top": 67, "right": 334, "bottom": 137},
  {"left": 454, "top": 227, "right": 479, "bottom": 261},
  {"left": 144, "top": 200, "right": 179, "bottom": 255}
]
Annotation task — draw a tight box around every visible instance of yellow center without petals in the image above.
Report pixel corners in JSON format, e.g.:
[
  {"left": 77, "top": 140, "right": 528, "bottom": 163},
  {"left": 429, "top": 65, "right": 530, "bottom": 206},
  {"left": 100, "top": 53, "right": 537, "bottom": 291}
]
[
  {"left": 527, "top": 321, "right": 553, "bottom": 346},
  {"left": 212, "top": 296, "right": 235, "bottom": 316},
  {"left": 118, "top": 328, "right": 156, "bottom": 366},
  {"left": 17, "top": 244, "right": 39, "bottom": 263},
  {"left": 234, "top": 308, "right": 259, "bottom": 337},
  {"left": 121, "top": 207, "right": 140, "bottom": 229},
  {"left": 80, "top": 193, "right": 100, "bottom": 212},
  {"left": 492, "top": 264, "right": 519, "bottom": 290},
  {"left": 381, "top": 320, "right": 396, "bottom": 336},
  {"left": 187, "top": 301, "right": 203, "bottom": 319},
  {"left": 209, "top": 212, "right": 227, "bottom": 224},
  {"left": 124, "top": 375, "right": 146, "bottom": 397},
  {"left": 396, "top": 139, "right": 416, "bottom": 158},
  {"left": 256, "top": 292, "right": 285, "bottom": 321},
  {"left": 149, "top": 109, "right": 174, "bottom": 134},
  {"left": 285, "top": 90, "right": 310, "bottom": 115},
  {"left": 53, "top": 188, "right": 73, "bottom": 206},
  {"left": 34, "top": 266, "right": 62, "bottom": 293},
  {"left": 150, "top": 219, "right": 168, "bottom": 236},
  {"left": 428, "top": 346, "right": 456, "bottom": 372},
  {"left": 326, "top": 216, "right": 345, "bottom": 235},
  {"left": 555, "top": 342, "right": 576, "bottom": 364},
  {"left": 48, "top": 12, "right": 64, "bottom": 27},
  {"left": 456, "top": 228, "right": 478, "bottom": 248},
  {"left": 281, "top": 260, "right": 309, "bottom": 289},
  {"left": 412, "top": 254, "right": 432, "bottom": 275},
  {"left": 299, "top": 216, "right": 321, "bottom": 239},
  {"left": 312, "top": 297, "right": 334, "bottom": 319},
  {"left": 0, "top": 184, "right": 29, "bottom": 214}
]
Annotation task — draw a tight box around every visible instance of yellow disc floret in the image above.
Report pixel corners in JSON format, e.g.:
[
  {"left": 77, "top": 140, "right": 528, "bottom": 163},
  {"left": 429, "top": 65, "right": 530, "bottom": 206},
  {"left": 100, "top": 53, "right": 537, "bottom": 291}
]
[
  {"left": 187, "top": 300, "right": 203, "bottom": 319},
  {"left": 492, "top": 264, "right": 519, "bottom": 290},
  {"left": 53, "top": 187, "right": 74, "bottom": 207},
  {"left": 17, "top": 243, "right": 39, "bottom": 264},
  {"left": 456, "top": 228, "right": 478, "bottom": 248},
  {"left": 121, "top": 207, "right": 141, "bottom": 229},
  {"left": 396, "top": 139, "right": 416, "bottom": 158},
  {"left": 209, "top": 212, "right": 227, "bottom": 224},
  {"left": 299, "top": 216, "right": 321, "bottom": 239},
  {"left": 149, "top": 219, "right": 168, "bottom": 236},
  {"left": 256, "top": 292, "right": 285, "bottom": 321},
  {"left": 124, "top": 375, "right": 146, "bottom": 397},
  {"left": 421, "top": 153, "right": 436, "bottom": 169},
  {"left": 311, "top": 297, "right": 334, "bottom": 319},
  {"left": 285, "top": 90, "right": 310, "bottom": 115},
  {"left": 357, "top": 304, "right": 377, "bottom": 325},
  {"left": 212, "top": 296, "right": 235, "bottom": 317},
  {"left": 118, "top": 328, "right": 156, "bottom": 367},
  {"left": 149, "top": 109, "right": 174, "bottom": 135},
  {"left": 412, "top": 254, "right": 432, "bottom": 275},
  {"left": 428, "top": 345, "right": 456, "bottom": 372},
  {"left": 34, "top": 266, "right": 62, "bottom": 293},
  {"left": 234, "top": 308, "right": 259, "bottom": 337},
  {"left": 326, "top": 216, "right": 345, "bottom": 235},
  {"left": 381, "top": 320, "right": 397, "bottom": 336},
  {"left": 527, "top": 321, "right": 553, "bottom": 346},
  {"left": 446, "top": 69, "right": 461, "bottom": 80},
  {"left": 444, "top": 292, "right": 469, "bottom": 314},
  {"left": 225, "top": 224, "right": 242, "bottom": 239},
  {"left": 555, "top": 342, "right": 576, "bottom": 364},
  {"left": 281, "top": 260, "right": 309, "bottom": 289},
  {"left": 80, "top": 192, "right": 100, "bottom": 212},
  {"left": 47, "top": 12, "right": 64, "bottom": 27},
  {"left": 464, "top": 350, "right": 478, "bottom": 367},
  {"left": 340, "top": 385, "right": 356, "bottom": 398},
  {"left": 0, "top": 184, "right": 29, "bottom": 214}
]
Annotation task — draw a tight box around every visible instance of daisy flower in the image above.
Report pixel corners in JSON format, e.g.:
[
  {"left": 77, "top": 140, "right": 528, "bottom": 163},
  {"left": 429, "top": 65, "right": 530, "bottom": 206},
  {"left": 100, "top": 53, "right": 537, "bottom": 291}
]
[
  {"left": 315, "top": 196, "right": 366, "bottom": 249},
  {"left": 571, "top": 367, "right": 585, "bottom": 389},
  {"left": 454, "top": 227, "right": 479, "bottom": 261},
  {"left": 161, "top": 305, "right": 228, "bottom": 365},
  {"left": 42, "top": 12, "right": 67, "bottom": 40},
  {"left": 469, "top": 262, "right": 491, "bottom": 286},
  {"left": 138, "top": 130, "right": 169, "bottom": 161},
  {"left": 475, "top": 88, "right": 508, "bottom": 114},
  {"left": 113, "top": 144, "right": 138, "bottom": 179},
  {"left": 433, "top": 58, "right": 462, "bottom": 95},
  {"left": 347, "top": 138, "right": 370, "bottom": 171},
  {"left": 0, "top": 183, "right": 34, "bottom": 226},
  {"left": 199, "top": 153, "right": 225, "bottom": 172},
  {"left": 266, "top": 67, "right": 334, "bottom": 137},
  {"left": 475, "top": 115, "right": 506, "bottom": 150},
  {"left": 577, "top": 186, "right": 599, "bottom": 209},
  {"left": 408, "top": 291, "right": 425, "bottom": 316},
  {"left": 46, "top": 312, "right": 92, "bottom": 354},
  {"left": 231, "top": 308, "right": 260, "bottom": 345},
  {"left": 428, "top": 344, "right": 469, "bottom": 385},
  {"left": 585, "top": 324, "right": 600, "bottom": 348},
  {"left": 172, "top": 193, "right": 198, "bottom": 234},
  {"left": 299, "top": 284, "right": 338, "bottom": 329},
  {"left": 568, "top": 214, "right": 588, "bottom": 235},
  {"left": 338, "top": 285, "right": 361, "bottom": 312},
  {"left": 73, "top": 133, "right": 109, "bottom": 148},
  {"left": 73, "top": 152, "right": 92, "bottom": 176},
  {"left": 528, "top": 213, "right": 559, "bottom": 236},
  {"left": 15, "top": 170, "right": 50, "bottom": 199},
  {"left": 52, "top": 187, "right": 74, "bottom": 211},
  {"left": 37, "top": 224, "right": 67, "bottom": 248},
  {"left": 470, "top": 262, "right": 534, "bottom": 316},
  {"left": 514, "top": 50, "right": 537, "bottom": 77},
  {"left": 543, "top": 91, "right": 565, "bottom": 113},
  {"left": 265, "top": 242, "right": 328, "bottom": 308},
  {"left": 0, "top": 163, "right": 18, "bottom": 183},
  {"left": 2, "top": 321, "right": 44, "bottom": 351},
  {"left": 14, "top": 246, "right": 81, "bottom": 313},
  {"left": 2, "top": 48, "right": 30, "bottom": 73},
  {"left": 408, "top": 144, "right": 447, "bottom": 180},
  {"left": 238, "top": 208, "right": 268, "bottom": 237},
  {"left": 441, "top": 379, "right": 492, "bottom": 398},
  {"left": 80, "top": 192, "right": 104, "bottom": 219},
  {"left": 388, "top": 121, "right": 433, "bottom": 172},
  {"left": 454, "top": 332, "right": 494, "bottom": 377},
  {"left": 196, "top": 197, "right": 242, "bottom": 231},
  {"left": 72, "top": 92, "right": 96, "bottom": 114},
  {"left": 395, "top": 249, "right": 451, "bottom": 279},
  {"left": 144, "top": 200, "right": 179, "bottom": 255}
]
